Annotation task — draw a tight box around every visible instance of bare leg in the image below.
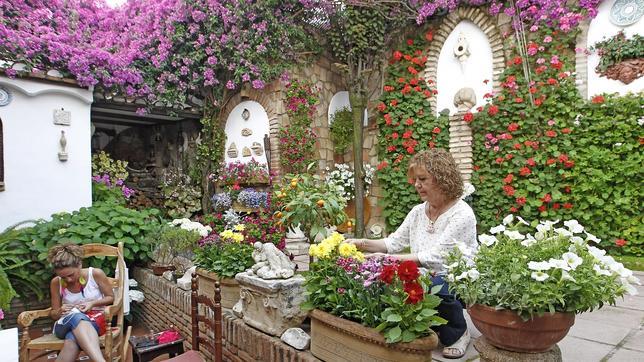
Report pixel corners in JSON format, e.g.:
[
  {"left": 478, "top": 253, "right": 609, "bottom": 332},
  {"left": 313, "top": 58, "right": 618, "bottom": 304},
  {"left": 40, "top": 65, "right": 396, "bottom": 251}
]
[
  {"left": 56, "top": 339, "right": 80, "bottom": 362},
  {"left": 72, "top": 320, "right": 106, "bottom": 362}
]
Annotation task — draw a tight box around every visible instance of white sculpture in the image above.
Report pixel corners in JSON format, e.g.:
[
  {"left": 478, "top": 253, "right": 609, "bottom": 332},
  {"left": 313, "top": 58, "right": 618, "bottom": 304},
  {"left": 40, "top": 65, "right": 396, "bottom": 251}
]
[
  {"left": 250, "top": 242, "right": 296, "bottom": 279},
  {"left": 453, "top": 32, "right": 471, "bottom": 64},
  {"left": 176, "top": 266, "right": 197, "bottom": 290},
  {"left": 453, "top": 87, "right": 477, "bottom": 112}
]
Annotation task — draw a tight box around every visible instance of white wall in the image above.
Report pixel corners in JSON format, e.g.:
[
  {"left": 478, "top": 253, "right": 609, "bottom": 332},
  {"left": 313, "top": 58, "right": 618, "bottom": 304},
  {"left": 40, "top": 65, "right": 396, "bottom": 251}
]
[
  {"left": 436, "top": 21, "right": 494, "bottom": 116},
  {"left": 587, "top": 0, "right": 644, "bottom": 97},
  {"left": 224, "top": 100, "right": 270, "bottom": 165},
  {"left": 327, "top": 91, "right": 368, "bottom": 126},
  {"left": 0, "top": 76, "right": 93, "bottom": 231}
]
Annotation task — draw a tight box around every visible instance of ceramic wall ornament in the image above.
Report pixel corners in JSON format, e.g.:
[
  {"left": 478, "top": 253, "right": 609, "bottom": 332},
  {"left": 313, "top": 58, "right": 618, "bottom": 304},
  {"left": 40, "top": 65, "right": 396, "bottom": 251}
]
[
  {"left": 0, "top": 86, "right": 12, "bottom": 107},
  {"left": 610, "top": 0, "right": 644, "bottom": 27},
  {"left": 453, "top": 32, "right": 471, "bottom": 64},
  {"left": 242, "top": 128, "right": 253, "bottom": 137},
  {"left": 242, "top": 146, "right": 252, "bottom": 157},
  {"left": 227, "top": 142, "right": 238, "bottom": 158},
  {"left": 53, "top": 108, "right": 71, "bottom": 125},
  {"left": 251, "top": 141, "right": 264, "bottom": 156},
  {"left": 453, "top": 87, "right": 477, "bottom": 112},
  {"left": 242, "top": 108, "right": 250, "bottom": 120},
  {"left": 58, "top": 130, "right": 68, "bottom": 161}
]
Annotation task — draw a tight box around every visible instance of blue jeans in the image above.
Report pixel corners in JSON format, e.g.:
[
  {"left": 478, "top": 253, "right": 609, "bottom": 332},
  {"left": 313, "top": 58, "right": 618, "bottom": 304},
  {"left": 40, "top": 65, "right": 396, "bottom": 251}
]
[
  {"left": 53, "top": 313, "right": 99, "bottom": 341},
  {"left": 430, "top": 275, "right": 468, "bottom": 346}
]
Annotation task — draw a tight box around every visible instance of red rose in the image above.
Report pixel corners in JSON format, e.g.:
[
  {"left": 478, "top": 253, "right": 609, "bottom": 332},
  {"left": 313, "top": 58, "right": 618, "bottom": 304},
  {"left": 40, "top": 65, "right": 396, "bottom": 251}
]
[
  {"left": 615, "top": 239, "right": 627, "bottom": 247},
  {"left": 591, "top": 95, "right": 605, "bottom": 104},
  {"left": 507, "top": 123, "right": 519, "bottom": 132},
  {"left": 398, "top": 260, "right": 420, "bottom": 282},
  {"left": 403, "top": 281, "right": 424, "bottom": 304},
  {"left": 488, "top": 105, "right": 499, "bottom": 116},
  {"left": 463, "top": 112, "right": 474, "bottom": 123},
  {"left": 379, "top": 265, "right": 396, "bottom": 284}
]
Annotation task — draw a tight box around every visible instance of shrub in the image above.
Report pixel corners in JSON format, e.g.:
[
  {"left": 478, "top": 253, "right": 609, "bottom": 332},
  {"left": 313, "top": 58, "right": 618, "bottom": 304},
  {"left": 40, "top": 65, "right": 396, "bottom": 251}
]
[{"left": 329, "top": 107, "right": 353, "bottom": 155}]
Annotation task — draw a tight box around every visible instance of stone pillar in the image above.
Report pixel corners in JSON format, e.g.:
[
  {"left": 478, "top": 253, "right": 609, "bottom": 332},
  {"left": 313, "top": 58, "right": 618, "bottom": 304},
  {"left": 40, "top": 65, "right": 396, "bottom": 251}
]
[{"left": 449, "top": 112, "right": 473, "bottom": 182}]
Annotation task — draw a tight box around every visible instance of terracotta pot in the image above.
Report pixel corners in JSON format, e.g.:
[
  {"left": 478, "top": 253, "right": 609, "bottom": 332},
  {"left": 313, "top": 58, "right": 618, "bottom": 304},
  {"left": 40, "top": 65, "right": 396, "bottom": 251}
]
[
  {"left": 336, "top": 197, "right": 371, "bottom": 233},
  {"left": 310, "top": 309, "right": 438, "bottom": 362},
  {"left": 196, "top": 268, "right": 241, "bottom": 309},
  {"left": 468, "top": 304, "right": 575, "bottom": 353},
  {"left": 151, "top": 264, "right": 176, "bottom": 276}
]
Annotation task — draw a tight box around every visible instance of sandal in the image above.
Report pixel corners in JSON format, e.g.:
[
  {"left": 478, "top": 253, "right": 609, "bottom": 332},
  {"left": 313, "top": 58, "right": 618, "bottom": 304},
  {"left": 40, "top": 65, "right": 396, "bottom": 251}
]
[{"left": 442, "top": 330, "right": 470, "bottom": 359}]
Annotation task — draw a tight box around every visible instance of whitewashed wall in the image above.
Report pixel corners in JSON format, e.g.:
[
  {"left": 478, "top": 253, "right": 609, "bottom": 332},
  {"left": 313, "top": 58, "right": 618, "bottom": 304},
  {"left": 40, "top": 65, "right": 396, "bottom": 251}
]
[
  {"left": 327, "top": 91, "right": 368, "bottom": 126},
  {"left": 586, "top": 0, "right": 644, "bottom": 97},
  {"left": 0, "top": 76, "right": 93, "bottom": 231},
  {"left": 436, "top": 20, "right": 494, "bottom": 116},
  {"left": 224, "top": 100, "right": 270, "bottom": 165}
]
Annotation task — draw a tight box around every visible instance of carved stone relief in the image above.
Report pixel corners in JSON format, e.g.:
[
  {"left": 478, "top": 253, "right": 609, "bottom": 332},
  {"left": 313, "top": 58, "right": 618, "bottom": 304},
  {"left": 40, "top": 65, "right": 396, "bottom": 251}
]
[
  {"left": 242, "top": 146, "right": 251, "bottom": 157},
  {"left": 251, "top": 141, "right": 264, "bottom": 156},
  {"left": 227, "top": 142, "right": 238, "bottom": 158},
  {"left": 241, "top": 128, "right": 253, "bottom": 136}
]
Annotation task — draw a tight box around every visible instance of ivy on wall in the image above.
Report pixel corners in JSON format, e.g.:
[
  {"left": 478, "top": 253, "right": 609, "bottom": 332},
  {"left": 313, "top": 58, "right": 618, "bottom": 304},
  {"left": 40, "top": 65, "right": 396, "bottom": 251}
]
[{"left": 376, "top": 30, "right": 450, "bottom": 230}]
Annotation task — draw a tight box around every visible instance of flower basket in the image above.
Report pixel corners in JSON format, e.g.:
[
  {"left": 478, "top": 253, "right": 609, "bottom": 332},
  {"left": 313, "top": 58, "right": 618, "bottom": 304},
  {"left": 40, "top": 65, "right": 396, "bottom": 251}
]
[
  {"left": 467, "top": 304, "right": 574, "bottom": 353},
  {"left": 310, "top": 309, "right": 438, "bottom": 362},
  {"left": 196, "top": 268, "right": 241, "bottom": 309}
]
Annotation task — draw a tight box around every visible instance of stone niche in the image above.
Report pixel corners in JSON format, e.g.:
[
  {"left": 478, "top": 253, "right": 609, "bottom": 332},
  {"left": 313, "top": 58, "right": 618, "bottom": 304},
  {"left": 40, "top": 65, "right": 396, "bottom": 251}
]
[{"left": 224, "top": 100, "right": 270, "bottom": 165}]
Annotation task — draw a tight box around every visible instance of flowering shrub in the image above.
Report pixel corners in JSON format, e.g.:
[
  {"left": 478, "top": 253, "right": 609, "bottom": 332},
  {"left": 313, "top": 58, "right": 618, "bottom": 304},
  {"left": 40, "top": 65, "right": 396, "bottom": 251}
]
[
  {"left": 211, "top": 159, "right": 270, "bottom": 188},
  {"left": 92, "top": 174, "right": 136, "bottom": 203},
  {"left": 446, "top": 216, "right": 641, "bottom": 320},
  {"left": 236, "top": 189, "right": 269, "bottom": 209},
  {"left": 302, "top": 232, "right": 446, "bottom": 343},
  {"left": 279, "top": 80, "right": 319, "bottom": 173},
  {"left": 169, "top": 218, "right": 212, "bottom": 237},
  {"left": 376, "top": 29, "right": 449, "bottom": 229},
  {"left": 324, "top": 163, "right": 375, "bottom": 201}
]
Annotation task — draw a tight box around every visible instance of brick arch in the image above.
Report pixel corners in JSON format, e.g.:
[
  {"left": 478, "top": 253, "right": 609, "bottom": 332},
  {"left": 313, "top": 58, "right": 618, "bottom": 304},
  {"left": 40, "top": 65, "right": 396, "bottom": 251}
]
[
  {"left": 422, "top": 7, "right": 506, "bottom": 181},
  {"left": 0, "top": 117, "right": 3, "bottom": 191}
]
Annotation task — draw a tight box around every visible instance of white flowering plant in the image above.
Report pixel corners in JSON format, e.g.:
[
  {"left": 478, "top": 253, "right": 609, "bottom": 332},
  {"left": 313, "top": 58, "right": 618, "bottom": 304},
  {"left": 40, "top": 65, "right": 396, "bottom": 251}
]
[
  {"left": 324, "top": 163, "right": 376, "bottom": 201},
  {"left": 446, "top": 215, "right": 641, "bottom": 320}
]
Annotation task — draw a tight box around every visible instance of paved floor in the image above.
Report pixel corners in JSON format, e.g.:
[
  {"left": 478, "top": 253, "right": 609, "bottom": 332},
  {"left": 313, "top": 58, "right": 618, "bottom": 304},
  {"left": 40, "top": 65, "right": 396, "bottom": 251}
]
[{"left": 432, "top": 271, "right": 644, "bottom": 362}]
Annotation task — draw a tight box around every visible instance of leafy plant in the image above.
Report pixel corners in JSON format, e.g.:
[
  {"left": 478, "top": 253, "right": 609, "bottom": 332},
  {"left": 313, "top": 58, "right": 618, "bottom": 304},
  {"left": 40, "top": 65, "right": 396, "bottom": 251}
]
[
  {"left": 92, "top": 151, "right": 128, "bottom": 183},
  {"left": 329, "top": 107, "right": 353, "bottom": 154},
  {"left": 193, "top": 226, "right": 253, "bottom": 278},
  {"left": 153, "top": 224, "right": 204, "bottom": 265},
  {"left": 446, "top": 216, "right": 641, "bottom": 320},
  {"left": 302, "top": 232, "right": 446, "bottom": 343},
  {"left": 592, "top": 32, "right": 644, "bottom": 73},
  {"left": 161, "top": 168, "right": 202, "bottom": 219},
  {"left": 273, "top": 165, "right": 348, "bottom": 242}
]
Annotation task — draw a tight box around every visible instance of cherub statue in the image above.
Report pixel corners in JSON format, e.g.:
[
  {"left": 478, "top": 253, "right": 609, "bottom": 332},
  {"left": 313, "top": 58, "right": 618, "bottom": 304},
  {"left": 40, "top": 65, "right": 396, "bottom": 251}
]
[
  {"left": 453, "top": 31, "right": 471, "bottom": 64},
  {"left": 250, "top": 242, "right": 296, "bottom": 279}
]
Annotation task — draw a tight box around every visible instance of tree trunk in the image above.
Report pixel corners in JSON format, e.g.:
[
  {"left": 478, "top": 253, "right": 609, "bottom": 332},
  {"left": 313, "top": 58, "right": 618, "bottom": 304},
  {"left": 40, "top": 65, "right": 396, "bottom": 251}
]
[{"left": 349, "top": 92, "right": 365, "bottom": 237}]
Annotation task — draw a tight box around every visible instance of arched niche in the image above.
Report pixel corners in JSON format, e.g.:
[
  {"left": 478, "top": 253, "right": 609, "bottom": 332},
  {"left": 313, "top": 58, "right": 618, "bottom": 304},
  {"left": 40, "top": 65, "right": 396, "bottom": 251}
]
[
  {"left": 0, "top": 117, "right": 4, "bottom": 191},
  {"left": 328, "top": 91, "right": 368, "bottom": 126},
  {"left": 435, "top": 20, "right": 494, "bottom": 116},
  {"left": 224, "top": 100, "right": 270, "bottom": 165}
]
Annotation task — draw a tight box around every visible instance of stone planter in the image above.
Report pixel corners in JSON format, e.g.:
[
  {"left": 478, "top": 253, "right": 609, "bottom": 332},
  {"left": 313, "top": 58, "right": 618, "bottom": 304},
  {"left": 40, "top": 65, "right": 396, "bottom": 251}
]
[
  {"left": 234, "top": 270, "right": 307, "bottom": 337},
  {"left": 468, "top": 304, "right": 575, "bottom": 353},
  {"left": 309, "top": 309, "right": 438, "bottom": 362},
  {"left": 195, "top": 268, "right": 241, "bottom": 309}
]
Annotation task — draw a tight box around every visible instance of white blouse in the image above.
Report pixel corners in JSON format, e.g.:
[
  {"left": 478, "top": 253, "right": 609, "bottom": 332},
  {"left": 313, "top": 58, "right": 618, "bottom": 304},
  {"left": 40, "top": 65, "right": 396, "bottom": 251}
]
[{"left": 383, "top": 200, "right": 478, "bottom": 275}]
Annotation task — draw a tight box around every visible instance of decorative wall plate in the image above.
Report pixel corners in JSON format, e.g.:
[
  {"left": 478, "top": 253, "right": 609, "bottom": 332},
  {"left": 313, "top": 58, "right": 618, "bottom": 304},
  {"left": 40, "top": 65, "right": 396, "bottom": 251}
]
[
  {"left": 0, "top": 86, "right": 12, "bottom": 106},
  {"left": 241, "top": 128, "right": 253, "bottom": 136},
  {"left": 610, "top": 0, "right": 644, "bottom": 27}
]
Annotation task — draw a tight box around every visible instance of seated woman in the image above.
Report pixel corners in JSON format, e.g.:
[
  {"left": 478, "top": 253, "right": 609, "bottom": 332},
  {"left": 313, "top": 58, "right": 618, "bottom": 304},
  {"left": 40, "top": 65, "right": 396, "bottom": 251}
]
[
  {"left": 48, "top": 243, "right": 114, "bottom": 362},
  {"left": 348, "top": 148, "right": 477, "bottom": 359}
]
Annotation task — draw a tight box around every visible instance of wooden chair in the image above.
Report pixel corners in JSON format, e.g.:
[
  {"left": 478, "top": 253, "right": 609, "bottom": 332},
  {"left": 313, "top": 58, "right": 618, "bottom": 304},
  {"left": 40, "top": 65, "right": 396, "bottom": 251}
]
[
  {"left": 166, "top": 274, "right": 222, "bottom": 362},
  {"left": 18, "top": 242, "right": 127, "bottom": 362}
]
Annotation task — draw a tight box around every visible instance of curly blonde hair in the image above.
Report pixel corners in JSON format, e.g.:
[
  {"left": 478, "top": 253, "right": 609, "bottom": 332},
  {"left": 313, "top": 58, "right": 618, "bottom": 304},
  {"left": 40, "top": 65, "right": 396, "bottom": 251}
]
[
  {"left": 408, "top": 148, "right": 464, "bottom": 201},
  {"left": 47, "top": 243, "right": 83, "bottom": 270}
]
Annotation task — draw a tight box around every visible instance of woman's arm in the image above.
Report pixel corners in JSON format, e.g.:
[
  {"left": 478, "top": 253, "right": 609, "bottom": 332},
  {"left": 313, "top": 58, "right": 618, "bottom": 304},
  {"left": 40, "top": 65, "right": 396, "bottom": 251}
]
[
  {"left": 77, "top": 268, "right": 115, "bottom": 312},
  {"left": 348, "top": 238, "right": 388, "bottom": 253},
  {"left": 49, "top": 278, "right": 72, "bottom": 320}
]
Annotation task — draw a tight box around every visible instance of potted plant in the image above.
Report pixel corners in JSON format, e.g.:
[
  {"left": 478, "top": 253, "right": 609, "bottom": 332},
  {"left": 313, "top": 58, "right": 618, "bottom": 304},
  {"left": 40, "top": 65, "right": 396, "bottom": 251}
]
[
  {"left": 151, "top": 219, "right": 210, "bottom": 276},
  {"left": 446, "top": 215, "right": 641, "bottom": 353},
  {"left": 302, "top": 232, "right": 445, "bottom": 361},
  {"left": 592, "top": 31, "right": 643, "bottom": 84},
  {"left": 323, "top": 163, "right": 375, "bottom": 232}
]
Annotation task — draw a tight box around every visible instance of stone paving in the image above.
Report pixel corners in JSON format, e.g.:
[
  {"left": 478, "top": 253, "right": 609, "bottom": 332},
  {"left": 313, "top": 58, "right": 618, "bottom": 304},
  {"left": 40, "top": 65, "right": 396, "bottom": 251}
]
[{"left": 432, "top": 271, "right": 644, "bottom": 362}]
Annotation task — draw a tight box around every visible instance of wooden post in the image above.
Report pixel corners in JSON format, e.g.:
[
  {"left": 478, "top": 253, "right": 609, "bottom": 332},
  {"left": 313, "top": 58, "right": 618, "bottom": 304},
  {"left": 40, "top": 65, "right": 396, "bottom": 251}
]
[
  {"left": 214, "top": 281, "right": 223, "bottom": 362},
  {"left": 191, "top": 273, "right": 199, "bottom": 352}
]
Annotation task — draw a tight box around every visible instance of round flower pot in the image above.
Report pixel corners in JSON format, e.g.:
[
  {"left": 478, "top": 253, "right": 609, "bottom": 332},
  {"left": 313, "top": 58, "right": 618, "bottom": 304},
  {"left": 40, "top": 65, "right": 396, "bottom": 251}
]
[
  {"left": 336, "top": 197, "right": 371, "bottom": 233},
  {"left": 468, "top": 304, "right": 575, "bottom": 353},
  {"left": 151, "top": 264, "right": 176, "bottom": 276},
  {"left": 310, "top": 309, "right": 438, "bottom": 362},
  {"left": 196, "top": 268, "right": 241, "bottom": 309}
]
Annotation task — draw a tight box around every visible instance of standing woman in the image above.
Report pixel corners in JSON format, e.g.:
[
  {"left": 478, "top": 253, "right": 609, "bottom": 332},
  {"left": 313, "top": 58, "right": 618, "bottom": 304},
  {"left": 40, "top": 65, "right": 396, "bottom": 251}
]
[
  {"left": 48, "top": 243, "right": 114, "bottom": 362},
  {"left": 348, "top": 148, "right": 477, "bottom": 359}
]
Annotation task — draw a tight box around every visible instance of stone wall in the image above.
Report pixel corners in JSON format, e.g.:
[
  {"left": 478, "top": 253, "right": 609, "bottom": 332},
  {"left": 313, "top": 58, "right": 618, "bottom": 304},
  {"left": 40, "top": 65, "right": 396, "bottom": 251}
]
[
  {"left": 2, "top": 293, "right": 51, "bottom": 334},
  {"left": 132, "top": 268, "right": 319, "bottom": 362}
]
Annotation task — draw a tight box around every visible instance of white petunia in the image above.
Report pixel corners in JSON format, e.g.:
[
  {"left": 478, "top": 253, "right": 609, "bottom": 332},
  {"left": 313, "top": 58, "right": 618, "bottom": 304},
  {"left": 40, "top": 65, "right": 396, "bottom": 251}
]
[
  {"left": 455, "top": 271, "right": 469, "bottom": 281},
  {"left": 521, "top": 237, "right": 537, "bottom": 247},
  {"left": 516, "top": 216, "right": 530, "bottom": 225},
  {"left": 479, "top": 234, "right": 498, "bottom": 246},
  {"left": 564, "top": 220, "right": 584, "bottom": 234},
  {"left": 548, "top": 258, "right": 571, "bottom": 271},
  {"left": 586, "top": 245, "right": 606, "bottom": 260},
  {"left": 570, "top": 236, "right": 584, "bottom": 245},
  {"left": 534, "top": 231, "right": 546, "bottom": 241},
  {"left": 447, "top": 273, "right": 455, "bottom": 283},
  {"left": 561, "top": 270, "right": 576, "bottom": 282},
  {"left": 621, "top": 280, "right": 638, "bottom": 296},
  {"left": 554, "top": 228, "right": 573, "bottom": 237},
  {"left": 593, "top": 264, "right": 612, "bottom": 276},
  {"left": 467, "top": 269, "right": 480, "bottom": 281},
  {"left": 562, "top": 252, "right": 583, "bottom": 270},
  {"left": 584, "top": 232, "right": 601, "bottom": 243},
  {"left": 528, "top": 261, "right": 552, "bottom": 271},
  {"left": 627, "top": 275, "right": 641, "bottom": 285},
  {"left": 490, "top": 225, "right": 506, "bottom": 234},
  {"left": 503, "top": 214, "right": 514, "bottom": 225},
  {"left": 536, "top": 224, "right": 551, "bottom": 233},
  {"left": 446, "top": 262, "right": 459, "bottom": 270},
  {"left": 504, "top": 230, "right": 526, "bottom": 240},
  {"left": 531, "top": 271, "right": 549, "bottom": 281}
]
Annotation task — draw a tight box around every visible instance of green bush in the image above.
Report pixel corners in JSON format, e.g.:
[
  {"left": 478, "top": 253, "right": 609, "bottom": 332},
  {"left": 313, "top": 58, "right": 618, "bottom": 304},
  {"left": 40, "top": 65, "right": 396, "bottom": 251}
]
[{"left": 329, "top": 107, "right": 353, "bottom": 154}]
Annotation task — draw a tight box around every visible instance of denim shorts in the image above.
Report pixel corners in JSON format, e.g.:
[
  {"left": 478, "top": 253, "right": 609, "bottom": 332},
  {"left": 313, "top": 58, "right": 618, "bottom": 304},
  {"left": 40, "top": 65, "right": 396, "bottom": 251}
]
[{"left": 53, "top": 313, "right": 100, "bottom": 341}]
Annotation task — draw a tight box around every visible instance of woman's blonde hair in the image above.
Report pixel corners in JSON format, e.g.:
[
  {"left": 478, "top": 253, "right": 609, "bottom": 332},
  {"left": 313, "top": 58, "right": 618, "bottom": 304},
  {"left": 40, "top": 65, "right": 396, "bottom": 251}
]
[
  {"left": 408, "top": 148, "right": 464, "bottom": 201},
  {"left": 47, "top": 243, "right": 83, "bottom": 269}
]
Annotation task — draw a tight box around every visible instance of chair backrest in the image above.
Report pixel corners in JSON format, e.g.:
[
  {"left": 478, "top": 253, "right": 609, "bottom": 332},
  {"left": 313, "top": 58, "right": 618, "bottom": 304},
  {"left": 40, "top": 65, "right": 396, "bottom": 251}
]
[{"left": 190, "top": 274, "right": 223, "bottom": 362}]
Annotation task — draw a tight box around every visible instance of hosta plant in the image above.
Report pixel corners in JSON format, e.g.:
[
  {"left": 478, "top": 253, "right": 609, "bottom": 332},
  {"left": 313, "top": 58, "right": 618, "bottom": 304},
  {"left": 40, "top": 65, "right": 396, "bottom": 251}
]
[
  {"left": 446, "top": 215, "right": 641, "bottom": 320},
  {"left": 302, "top": 232, "right": 446, "bottom": 343}
]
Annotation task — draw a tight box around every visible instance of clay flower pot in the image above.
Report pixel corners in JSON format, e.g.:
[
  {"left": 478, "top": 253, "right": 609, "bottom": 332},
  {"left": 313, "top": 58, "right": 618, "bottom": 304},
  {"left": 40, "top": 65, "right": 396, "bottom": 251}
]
[
  {"left": 468, "top": 304, "right": 575, "bottom": 353},
  {"left": 151, "top": 264, "right": 176, "bottom": 276}
]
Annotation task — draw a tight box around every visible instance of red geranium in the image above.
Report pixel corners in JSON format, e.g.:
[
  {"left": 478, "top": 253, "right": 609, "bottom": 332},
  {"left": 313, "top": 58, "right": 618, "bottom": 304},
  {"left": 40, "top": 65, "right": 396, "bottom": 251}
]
[
  {"left": 503, "top": 174, "right": 514, "bottom": 184},
  {"left": 432, "top": 127, "right": 441, "bottom": 134},
  {"left": 403, "top": 281, "right": 424, "bottom": 304},
  {"left": 507, "top": 123, "right": 519, "bottom": 132},
  {"left": 379, "top": 265, "right": 396, "bottom": 284},
  {"left": 398, "top": 260, "right": 420, "bottom": 282},
  {"left": 377, "top": 102, "right": 386, "bottom": 112},
  {"left": 405, "top": 118, "right": 414, "bottom": 126},
  {"left": 615, "top": 239, "right": 627, "bottom": 247},
  {"left": 393, "top": 50, "right": 402, "bottom": 61},
  {"left": 425, "top": 30, "right": 433, "bottom": 42},
  {"left": 503, "top": 185, "right": 515, "bottom": 196},
  {"left": 591, "top": 95, "right": 605, "bottom": 104},
  {"left": 563, "top": 203, "right": 573, "bottom": 209},
  {"left": 520, "top": 167, "right": 532, "bottom": 176},
  {"left": 488, "top": 105, "right": 499, "bottom": 116},
  {"left": 516, "top": 197, "right": 526, "bottom": 205},
  {"left": 545, "top": 130, "right": 557, "bottom": 137},
  {"left": 463, "top": 112, "right": 473, "bottom": 123}
]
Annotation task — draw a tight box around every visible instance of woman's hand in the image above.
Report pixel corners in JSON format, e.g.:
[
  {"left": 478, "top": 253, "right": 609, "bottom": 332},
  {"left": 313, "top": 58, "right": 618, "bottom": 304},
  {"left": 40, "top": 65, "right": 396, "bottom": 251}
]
[
  {"left": 60, "top": 304, "right": 74, "bottom": 316},
  {"left": 77, "top": 301, "right": 94, "bottom": 313}
]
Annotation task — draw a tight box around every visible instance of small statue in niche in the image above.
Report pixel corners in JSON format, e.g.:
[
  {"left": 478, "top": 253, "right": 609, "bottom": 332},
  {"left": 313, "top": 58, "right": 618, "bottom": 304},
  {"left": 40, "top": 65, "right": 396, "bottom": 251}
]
[
  {"left": 453, "top": 32, "right": 471, "bottom": 64},
  {"left": 250, "top": 242, "right": 296, "bottom": 279},
  {"left": 58, "top": 130, "right": 68, "bottom": 161},
  {"left": 241, "top": 128, "right": 253, "bottom": 137},
  {"left": 251, "top": 141, "right": 264, "bottom": 156},
  {"left": 227, "top": 142, "right": 238, "bottom": 158},
  {"left": 453, "top": 87, "right": 477, "bottom": 112},
  {"left": 242, "top": 146, "right": 251, "bottom": 157}
]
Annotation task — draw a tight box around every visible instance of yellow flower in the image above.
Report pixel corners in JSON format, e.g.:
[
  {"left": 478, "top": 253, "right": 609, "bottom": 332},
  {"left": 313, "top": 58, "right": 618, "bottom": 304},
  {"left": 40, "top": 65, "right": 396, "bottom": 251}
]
[
  {"left": 327, "top": 232, "right": 344, "bottom": 247},
  {"left": 220, "top": 229, "right": 234, "bottom": 240},
  {"left": 232, "top": 233, "right": 244, "bottom": 243},
  {"left": 308, "top": 244, "right": 320, "bottom": 257},
  {"left": 317, "top": 243, "right": 333, "bottom": 259},
  {"left": 338, "top": 242, "right": 357, "bottom": 258},
  {"left": 353, "top": 251, "right": 365, "bottom": 262},
  {"left": 233, "top": 224, "right": 245, "bottom": 232}
]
